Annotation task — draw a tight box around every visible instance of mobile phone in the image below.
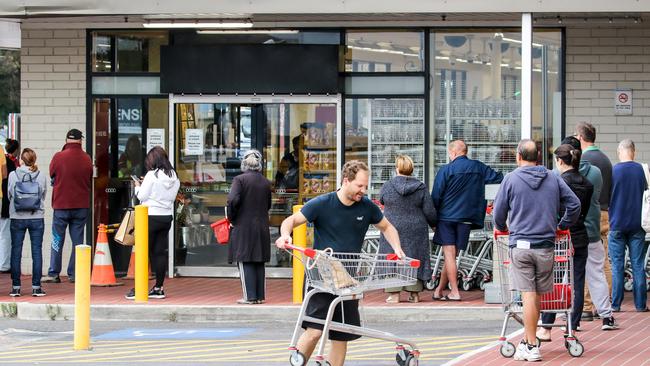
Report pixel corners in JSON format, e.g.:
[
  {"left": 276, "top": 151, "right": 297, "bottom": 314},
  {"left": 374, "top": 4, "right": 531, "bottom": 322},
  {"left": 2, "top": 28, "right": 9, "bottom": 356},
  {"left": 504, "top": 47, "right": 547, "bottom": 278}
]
[{"left": 131, "top": 175, "right": 140, "bottom": 181}]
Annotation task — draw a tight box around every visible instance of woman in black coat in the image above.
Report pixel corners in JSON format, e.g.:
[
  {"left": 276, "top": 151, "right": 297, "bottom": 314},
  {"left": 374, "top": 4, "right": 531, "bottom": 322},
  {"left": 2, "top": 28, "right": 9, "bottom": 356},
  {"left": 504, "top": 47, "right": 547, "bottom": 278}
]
[
  {"left": 379, "top": 155, "right": 437, "bottom": 303},
  {"left": 227, "top": 149, "right": 272, "bottom": 305}
]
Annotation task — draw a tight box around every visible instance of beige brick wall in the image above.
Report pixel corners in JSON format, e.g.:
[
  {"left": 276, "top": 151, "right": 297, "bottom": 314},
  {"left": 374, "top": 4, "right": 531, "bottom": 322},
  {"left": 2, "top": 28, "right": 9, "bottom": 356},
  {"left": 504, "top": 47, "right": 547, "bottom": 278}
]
[
  {"left": 19, "top": 28, "right": 86, "bottom": 277},
  {"left": 565, "top": 26, "right": 650, "bottom": 162}
]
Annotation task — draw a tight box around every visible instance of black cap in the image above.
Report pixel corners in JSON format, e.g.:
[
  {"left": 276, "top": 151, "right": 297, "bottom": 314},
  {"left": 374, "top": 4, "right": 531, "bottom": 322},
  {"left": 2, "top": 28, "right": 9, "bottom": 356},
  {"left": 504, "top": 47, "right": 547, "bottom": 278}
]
[{"left": 66, "top": 128, "right": 83, "bottom": 140}]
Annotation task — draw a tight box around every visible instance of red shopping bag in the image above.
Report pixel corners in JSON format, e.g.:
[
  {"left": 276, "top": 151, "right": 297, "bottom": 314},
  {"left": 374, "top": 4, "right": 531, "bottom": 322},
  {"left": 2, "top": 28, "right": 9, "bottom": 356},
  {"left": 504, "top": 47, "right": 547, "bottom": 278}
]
[{"left": 211, "top": 218, "right": 231, "bottom": 245}]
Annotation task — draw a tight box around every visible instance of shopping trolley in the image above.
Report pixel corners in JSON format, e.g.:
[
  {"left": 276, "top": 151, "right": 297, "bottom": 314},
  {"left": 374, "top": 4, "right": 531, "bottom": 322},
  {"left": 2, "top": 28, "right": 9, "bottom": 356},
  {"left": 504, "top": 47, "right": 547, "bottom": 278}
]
[
  {"left": 285, "top": 244, "right": 421, "bottom": 366},
  {"left": 493, "top": 229, "right": 584, "bottom": 358}
]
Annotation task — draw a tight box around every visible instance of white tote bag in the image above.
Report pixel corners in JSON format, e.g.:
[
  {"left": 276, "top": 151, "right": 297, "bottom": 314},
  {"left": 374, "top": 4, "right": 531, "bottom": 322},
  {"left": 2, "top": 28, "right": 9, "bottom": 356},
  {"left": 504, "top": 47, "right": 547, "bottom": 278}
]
[{"left": 642, "top": 163, "right": 650, "bottom": 233}]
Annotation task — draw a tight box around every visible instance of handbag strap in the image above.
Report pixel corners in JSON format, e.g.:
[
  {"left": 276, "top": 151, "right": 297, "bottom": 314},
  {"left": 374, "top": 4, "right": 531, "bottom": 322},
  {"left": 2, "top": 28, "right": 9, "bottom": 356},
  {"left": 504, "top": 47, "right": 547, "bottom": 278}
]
[{"left": 642, "top": 163, "right": 650, "bottom": 189}]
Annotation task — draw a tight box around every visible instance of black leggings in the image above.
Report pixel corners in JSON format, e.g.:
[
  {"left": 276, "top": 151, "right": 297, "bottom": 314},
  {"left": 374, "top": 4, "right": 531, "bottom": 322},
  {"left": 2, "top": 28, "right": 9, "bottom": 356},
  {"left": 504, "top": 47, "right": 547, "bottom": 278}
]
[{"left": 149, "top": 215, "right": 172, "bottom": 288}]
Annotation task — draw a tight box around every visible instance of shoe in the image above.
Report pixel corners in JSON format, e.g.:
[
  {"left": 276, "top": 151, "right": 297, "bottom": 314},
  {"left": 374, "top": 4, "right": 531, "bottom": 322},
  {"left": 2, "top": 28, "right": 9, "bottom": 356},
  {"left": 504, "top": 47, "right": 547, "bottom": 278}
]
[
  {"left": 255, "top": 299, "right": 265, "bottom": 304},
  {"left": 602, "top": 316, "right": 619, "bottom": 330},
  {"left": 636, "top": 307, "right": 649, "bottom": 312},
  {"left": 42, "top": 275, "right": 61, "bottom": 283},
  {"left": 148, "top": 287, "right": 165, "bottom": 299},
  {"left": 385, "top": 295, "right": 400, "bottom": 303},
  {"left": 580, "top": 312, "right": 594, "bottom": 321},
  {"left": 9, "top": 288, "right": 20, "bottom": 297},
  {"left": 561, "top": 325, "right": 582, "bottom": 332},
  {"left": 125, "top": 288, "right": 135, "bottom": 300},
  {"left": 68, "top": 277, "right": 75, "bottom": 283},
  {"left": 593, "top": 311, "right": 601, "bottom": 320},
  {"left": 535, "top": 328, "right": 552, "bottom": 342},
  {"left": 612, "top": 307, "right": 621, "bottom": 313},
  {"left": 408, "top": 293, "right": 420, "bottom": 303},
  {"left": 0, "top": 269, "right": 10, "bottom": 274},
  {"left": 236, "top": 299, "right": 255, "bottom": 304},
  {"left": 32, "top": 288, "right": 46, "bottom": 297},
  {"left": 513, "top": 341, "right": 541, "bottom": 361}
]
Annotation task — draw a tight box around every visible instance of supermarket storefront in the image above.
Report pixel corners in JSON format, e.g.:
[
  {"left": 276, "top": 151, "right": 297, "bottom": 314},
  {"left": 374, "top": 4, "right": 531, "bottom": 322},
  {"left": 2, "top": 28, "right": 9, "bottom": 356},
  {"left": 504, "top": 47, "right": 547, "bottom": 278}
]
[{"left": 85, "top": 26, "right": 563, "bottom": 277}]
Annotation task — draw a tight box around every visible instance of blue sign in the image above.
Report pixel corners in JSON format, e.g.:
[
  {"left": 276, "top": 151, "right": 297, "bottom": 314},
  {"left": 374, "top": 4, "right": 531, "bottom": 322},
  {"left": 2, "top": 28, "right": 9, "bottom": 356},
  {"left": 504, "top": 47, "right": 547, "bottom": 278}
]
[{"left": 96, "top": 328, "right": 256, "bottom": 340}]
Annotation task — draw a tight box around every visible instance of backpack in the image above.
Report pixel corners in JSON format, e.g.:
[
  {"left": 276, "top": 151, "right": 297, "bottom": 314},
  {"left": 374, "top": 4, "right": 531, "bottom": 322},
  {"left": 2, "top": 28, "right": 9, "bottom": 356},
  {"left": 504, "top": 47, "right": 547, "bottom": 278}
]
[{"left": 14, "top": 171, "right": 42, "bottom": 212}]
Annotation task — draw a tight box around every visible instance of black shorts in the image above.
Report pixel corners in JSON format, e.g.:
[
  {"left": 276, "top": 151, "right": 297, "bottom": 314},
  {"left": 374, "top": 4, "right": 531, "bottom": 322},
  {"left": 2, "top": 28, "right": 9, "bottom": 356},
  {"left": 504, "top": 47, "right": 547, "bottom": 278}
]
[
  {"left": 302, "top": 290, "right": 361, "bottom": 341},
  {"left": 433, "top": 220, "right": 472, "bottom": 251}
]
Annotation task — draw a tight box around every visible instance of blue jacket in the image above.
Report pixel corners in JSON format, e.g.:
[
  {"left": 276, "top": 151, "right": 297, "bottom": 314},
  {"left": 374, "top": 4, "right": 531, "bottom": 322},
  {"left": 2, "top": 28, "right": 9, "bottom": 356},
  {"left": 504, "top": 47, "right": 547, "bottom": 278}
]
[{"left": 432, "top": 155, "right": 503, "bottom": 229}]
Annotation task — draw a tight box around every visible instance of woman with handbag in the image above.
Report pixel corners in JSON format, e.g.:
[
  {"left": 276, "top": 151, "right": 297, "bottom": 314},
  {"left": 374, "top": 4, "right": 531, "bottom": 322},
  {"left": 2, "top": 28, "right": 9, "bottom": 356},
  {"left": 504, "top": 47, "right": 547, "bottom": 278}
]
[
  {"left": 125, "top": 146, "right": 179, "bottom": 300},
  {"left": 227, "top": 149, "right": 272, "bottom": 304}
]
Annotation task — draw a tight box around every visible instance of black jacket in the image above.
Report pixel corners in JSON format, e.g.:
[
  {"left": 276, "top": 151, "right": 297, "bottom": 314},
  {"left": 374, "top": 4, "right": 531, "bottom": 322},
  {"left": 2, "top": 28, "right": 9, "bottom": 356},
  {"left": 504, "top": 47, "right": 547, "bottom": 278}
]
[
  {"left": 1, "top": 155, "right": 17, "bottom": 218},
  {"left": 560, "top": 169, "right": 593, "bottom": 249},
  {"left": 227, "top": 171, "right": 272, "bottom": 263}
]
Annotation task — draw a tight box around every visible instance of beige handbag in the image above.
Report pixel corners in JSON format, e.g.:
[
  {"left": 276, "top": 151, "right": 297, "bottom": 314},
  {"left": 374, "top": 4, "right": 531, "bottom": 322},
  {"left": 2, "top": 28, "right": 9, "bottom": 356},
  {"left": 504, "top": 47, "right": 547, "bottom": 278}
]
[{"left": 114, "top": 209, "right": 135, "bottom": 246}]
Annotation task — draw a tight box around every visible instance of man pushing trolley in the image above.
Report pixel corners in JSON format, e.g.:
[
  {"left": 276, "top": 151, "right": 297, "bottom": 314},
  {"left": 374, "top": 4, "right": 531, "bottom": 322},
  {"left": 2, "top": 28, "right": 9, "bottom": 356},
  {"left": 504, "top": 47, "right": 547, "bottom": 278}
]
[{"left": 276, "top": 160, "right": 414, "bottom": 366}]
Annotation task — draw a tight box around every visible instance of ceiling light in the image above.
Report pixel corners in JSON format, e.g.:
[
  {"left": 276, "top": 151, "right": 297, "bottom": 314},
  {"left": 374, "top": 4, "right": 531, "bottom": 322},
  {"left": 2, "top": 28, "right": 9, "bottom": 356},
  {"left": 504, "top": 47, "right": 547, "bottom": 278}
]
[
  {"left": 196, "top": 29, "right": 297, "bottom": 34},
  {"left": 144, "top": 20, "right": 253, "bottom": 29}
]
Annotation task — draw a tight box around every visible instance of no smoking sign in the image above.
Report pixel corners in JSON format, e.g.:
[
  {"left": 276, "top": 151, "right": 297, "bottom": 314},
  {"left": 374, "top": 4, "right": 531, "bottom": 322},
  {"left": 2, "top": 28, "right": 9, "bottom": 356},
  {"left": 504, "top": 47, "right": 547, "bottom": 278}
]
[{"left": 615, "top": 89, "right": 633, "bottom": 115}]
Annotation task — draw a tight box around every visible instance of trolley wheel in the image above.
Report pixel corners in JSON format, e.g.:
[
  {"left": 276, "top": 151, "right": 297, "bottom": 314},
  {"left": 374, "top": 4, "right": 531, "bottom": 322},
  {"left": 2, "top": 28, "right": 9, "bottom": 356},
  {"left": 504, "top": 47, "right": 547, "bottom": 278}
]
[
  {"left": 289, "top": 350, "right": 305, "bottom": 366},
  {"left": 479, "top": 278, "right": 488, "bottom": 291},
  {"left": 566, "top": 340, "right": 584, "bottom": 357},
  {"left": 425, "top": 279, "right": 437, "bottom": 291},
  {"left": 462, "top": 280, "right": 473, "bottom": 292},
  {"left": 314, "top": 361, "right": 331, "bottom": 366},
  {"left": 624, "top": 278, "right": 634, "bottom": 292},
  {"left": 405, "top": 355, "right": 419, "bottom": 366},
  {"left": 500, "top": 342, "right": 516, "bottom": 358}
]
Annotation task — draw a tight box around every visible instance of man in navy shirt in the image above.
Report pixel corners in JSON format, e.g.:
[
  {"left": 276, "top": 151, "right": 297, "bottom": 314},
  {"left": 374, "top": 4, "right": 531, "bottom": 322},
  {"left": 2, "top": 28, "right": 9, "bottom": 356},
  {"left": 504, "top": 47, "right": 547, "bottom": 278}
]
[
  {"left": 609, "top": 139, "right": 648, "bottom": 312},
  {"left": 431, "top": 140, "right": 502, "bottom": 301},
  {"left": 276, "top": 160, "right": 404, "bottom": 366}
]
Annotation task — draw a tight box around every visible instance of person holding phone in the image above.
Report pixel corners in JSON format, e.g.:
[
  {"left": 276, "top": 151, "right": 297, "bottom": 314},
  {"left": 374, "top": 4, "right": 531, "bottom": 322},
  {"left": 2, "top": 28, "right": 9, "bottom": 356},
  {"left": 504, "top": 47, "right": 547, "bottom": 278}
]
[{"left": 125, "top": 146, "right": 180, "bottom": 300}]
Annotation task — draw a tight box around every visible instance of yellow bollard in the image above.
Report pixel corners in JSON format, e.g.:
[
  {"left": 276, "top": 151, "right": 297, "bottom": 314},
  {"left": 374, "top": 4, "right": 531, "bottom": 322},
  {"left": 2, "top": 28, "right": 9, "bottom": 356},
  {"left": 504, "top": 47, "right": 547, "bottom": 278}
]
[
  {"left": 135, "top": 205, "right": 149, "bottom": 303},
  {"left": 73, "top": 245, "right": 91, "bottom": 350},
  {"left": 292, "top": 205, "right": 306, "bottom": 304}
]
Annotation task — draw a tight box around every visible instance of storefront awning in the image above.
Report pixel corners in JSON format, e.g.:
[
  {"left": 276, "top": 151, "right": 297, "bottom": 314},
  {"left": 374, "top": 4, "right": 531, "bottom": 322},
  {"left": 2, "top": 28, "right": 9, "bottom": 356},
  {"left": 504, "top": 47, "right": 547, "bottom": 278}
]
[{"left": 2, "top": 0, "right": 650, "bottom": 17}]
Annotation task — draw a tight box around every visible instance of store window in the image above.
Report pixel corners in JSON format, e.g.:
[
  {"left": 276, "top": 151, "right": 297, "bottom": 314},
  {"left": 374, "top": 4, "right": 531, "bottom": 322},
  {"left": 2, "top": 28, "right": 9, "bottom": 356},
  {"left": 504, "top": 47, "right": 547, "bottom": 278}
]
[
  {"left": 91, "top": 31, "right": 168, "bottom": 72},
  {"left": 175, "top": 30, "right": 340, "bottom": 45},
  {"left": 345, "top": 98, "right": 425, "bottom": 199},
  {"left": 429, "top": 30, "right": 563, "bottom": 184},
  {"left": 345, "top": 30, "right": 424, "bottom": 72}
]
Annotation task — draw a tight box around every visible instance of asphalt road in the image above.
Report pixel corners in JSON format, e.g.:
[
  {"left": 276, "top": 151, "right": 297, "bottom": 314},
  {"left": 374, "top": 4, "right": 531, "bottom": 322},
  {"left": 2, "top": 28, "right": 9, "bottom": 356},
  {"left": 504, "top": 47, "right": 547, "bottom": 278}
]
[{"left": 0, "top": 317, "right": 518, "bottom": 365}]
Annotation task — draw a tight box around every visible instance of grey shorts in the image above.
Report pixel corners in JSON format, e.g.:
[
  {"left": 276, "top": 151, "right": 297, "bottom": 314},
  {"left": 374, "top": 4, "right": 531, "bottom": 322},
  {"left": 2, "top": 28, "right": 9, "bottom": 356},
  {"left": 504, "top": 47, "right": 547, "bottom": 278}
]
[{"left": 509, "top": 247, "right": 554, "bottom": 293}]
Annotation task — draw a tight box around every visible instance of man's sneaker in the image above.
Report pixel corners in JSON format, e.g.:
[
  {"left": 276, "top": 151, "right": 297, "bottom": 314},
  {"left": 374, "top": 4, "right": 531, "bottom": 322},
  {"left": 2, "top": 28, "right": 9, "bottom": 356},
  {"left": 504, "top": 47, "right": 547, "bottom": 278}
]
[
  {"left": 148, "top": 287, "right": 165, "bottom": 299},
  {"left": 592, "top": 311, "right": 601, "bottom": 320},
  {"left": 9, "top": 288, "right": 20, "bottom": 297},
  {"left": 602, "top": 317, "right": 619, "bottom": 330},
  {"left": 580, "top": 312, "right": 594, "bottom": 321},
  {"left": 42, "top": 275, "right": 61, "bottom": 283},
  {"left": 513, "top": 341, "right": 542, "bottom": 362},
  {"left": 32, "top": 288, "right": 46, "bottom": 297},
  {"left": 125, "top": 288, "right": 135, "bottom": 300}
]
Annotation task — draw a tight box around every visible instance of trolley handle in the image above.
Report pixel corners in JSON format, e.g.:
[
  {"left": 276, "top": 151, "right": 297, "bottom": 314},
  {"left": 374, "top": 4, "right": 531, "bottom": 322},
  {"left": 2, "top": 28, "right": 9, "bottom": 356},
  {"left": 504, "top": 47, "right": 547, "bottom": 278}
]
[
  {"left": 556, "top": 229, "right": 571, "bottom": 237},
  {"left": 493, "top": 229, "right": 509, "bottom": 237},
  {"left": 386, "top": 254, "right": 421, "bottom": 268},
  {"left": 283, "top": 244, "right": 317, "bottom": 258}
]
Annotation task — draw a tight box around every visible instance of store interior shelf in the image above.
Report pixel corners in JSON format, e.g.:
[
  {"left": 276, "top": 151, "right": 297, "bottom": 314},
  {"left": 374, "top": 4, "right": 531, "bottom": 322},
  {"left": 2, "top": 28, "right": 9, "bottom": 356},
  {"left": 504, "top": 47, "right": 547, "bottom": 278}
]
[
  {"left": 371, "top": 117, "right": 424, "bottom": 121},
  {"left": 434, "top": 141, "right": 519, "bottom": 146},
  {"left": 371, "top": 141, "right": 424, "bottom": 145},
  {"left": 434, "top": 117, "right": 519, "bottom": 121}
]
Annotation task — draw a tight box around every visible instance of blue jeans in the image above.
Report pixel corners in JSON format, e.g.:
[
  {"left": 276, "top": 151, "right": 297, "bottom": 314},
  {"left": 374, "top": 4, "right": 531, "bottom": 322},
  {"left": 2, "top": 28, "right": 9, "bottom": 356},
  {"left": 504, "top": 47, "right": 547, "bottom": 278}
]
[
  {"left": 609, "top": 229, "right": 647, "bottom": 310},
  {"left": 48, "top": 208, "right": 88, "bottom": 278},
  {"left": 10, "top": 218, "right": 44, "bottom": 288}
]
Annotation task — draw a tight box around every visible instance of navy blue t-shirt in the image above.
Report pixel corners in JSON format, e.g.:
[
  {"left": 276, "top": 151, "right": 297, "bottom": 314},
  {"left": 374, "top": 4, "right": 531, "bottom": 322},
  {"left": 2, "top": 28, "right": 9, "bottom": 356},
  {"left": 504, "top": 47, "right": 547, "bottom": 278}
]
[
  {"left": 609, "top": 161, "right": 647, "bottom": 232},
  {"left": 301, "top": 192, "right": 383, "bottom": 253}
]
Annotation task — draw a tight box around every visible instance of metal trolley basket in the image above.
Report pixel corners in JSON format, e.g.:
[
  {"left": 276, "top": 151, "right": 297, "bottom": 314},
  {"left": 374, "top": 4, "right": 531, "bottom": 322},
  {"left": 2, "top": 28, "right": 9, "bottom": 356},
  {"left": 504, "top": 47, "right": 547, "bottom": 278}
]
[
  {"left": 493, "top": 229, "right": 584, "bottom": 358},
  {"left": 285, "top": 244, "right": 422, "bottom": 366}
]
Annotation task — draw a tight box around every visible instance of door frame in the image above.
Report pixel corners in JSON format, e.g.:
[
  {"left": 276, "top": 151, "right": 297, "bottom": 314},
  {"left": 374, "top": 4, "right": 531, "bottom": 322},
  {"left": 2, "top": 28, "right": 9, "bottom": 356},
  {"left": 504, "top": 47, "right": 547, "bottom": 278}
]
[{"left": 168, "top": 94, "right": 342, "bottom": 278}]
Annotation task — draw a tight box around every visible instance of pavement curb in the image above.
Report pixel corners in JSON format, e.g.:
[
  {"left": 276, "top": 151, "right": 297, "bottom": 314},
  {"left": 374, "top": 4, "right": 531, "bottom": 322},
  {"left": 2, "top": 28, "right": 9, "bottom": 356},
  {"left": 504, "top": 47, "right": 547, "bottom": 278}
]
[{"left": 1, "top": 302, "right": 504, "bottom": 323}]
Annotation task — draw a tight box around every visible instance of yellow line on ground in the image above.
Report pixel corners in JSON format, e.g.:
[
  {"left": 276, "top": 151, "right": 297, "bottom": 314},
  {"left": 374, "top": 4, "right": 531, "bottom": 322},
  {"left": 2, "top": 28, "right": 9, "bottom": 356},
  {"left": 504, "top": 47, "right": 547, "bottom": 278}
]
[{"left": 49, "top": 341, "right": 290, "bottom": 363}]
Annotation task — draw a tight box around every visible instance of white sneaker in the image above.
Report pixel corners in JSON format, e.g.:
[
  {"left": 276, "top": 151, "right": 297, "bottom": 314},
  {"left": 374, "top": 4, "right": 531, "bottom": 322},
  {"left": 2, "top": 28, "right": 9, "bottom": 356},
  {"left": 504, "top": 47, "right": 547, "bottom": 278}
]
[
  {"left": 514, "top": 341, "right": 542, "bottom": 362},
  {"left": 513, "top": 341, "right": 528, "bottom": 361}
]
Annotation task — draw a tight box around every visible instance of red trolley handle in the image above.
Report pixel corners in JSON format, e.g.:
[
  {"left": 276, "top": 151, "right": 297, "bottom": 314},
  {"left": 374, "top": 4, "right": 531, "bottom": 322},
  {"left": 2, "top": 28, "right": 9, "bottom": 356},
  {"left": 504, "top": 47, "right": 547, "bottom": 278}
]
[
  {"left": 386, "top": 254, "right": 421, "bottom": 268},
  {"left": 283, "top": 244, "right": 317, "bottom": 258},
  {"left": 493, "top": 229, "right": 510, "bottom": 237}
]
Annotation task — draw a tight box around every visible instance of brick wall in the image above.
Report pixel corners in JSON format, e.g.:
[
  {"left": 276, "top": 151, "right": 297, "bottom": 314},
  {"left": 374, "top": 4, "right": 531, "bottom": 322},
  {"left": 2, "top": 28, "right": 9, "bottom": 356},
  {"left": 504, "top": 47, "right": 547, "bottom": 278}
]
[
  {"left": 19, "top": 28, "right": 86, "bottom": 277},
  {"left": 565, "top": 26, "right": 650, "bottom": 162}
]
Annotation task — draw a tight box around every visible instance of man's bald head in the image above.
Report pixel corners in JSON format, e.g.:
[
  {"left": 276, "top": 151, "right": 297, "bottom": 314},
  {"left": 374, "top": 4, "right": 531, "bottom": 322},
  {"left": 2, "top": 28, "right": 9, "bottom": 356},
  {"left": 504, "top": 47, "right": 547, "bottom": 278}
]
[
  {"left": 448, "top": 140, "right": 468, "bottom": 156},
  {"left": 517, "top": 139, "right": 538, "bottom": 163}
]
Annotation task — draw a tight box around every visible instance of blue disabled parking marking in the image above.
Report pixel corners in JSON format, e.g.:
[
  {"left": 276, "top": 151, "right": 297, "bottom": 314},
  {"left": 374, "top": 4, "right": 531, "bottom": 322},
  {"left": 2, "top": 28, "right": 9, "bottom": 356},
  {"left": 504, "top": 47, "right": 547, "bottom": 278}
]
[{"left": 96, "top": 328, "right": 256, "bottom": 340}]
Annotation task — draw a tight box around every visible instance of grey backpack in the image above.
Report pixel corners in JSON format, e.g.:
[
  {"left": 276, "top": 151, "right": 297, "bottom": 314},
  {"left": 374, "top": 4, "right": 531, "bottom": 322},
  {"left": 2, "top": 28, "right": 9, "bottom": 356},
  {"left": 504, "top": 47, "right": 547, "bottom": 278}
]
[{"left": 14, "top": 171, "right": 41, "bottom": 212}]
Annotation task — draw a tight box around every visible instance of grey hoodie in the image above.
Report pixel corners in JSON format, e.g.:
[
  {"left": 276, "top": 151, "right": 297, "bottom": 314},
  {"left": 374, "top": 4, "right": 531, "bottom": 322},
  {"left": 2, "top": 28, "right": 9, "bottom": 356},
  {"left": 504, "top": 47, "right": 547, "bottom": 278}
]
[
  {"left": 493, "top": 165, "right": 580, "bottom": 247},
  {"left": 8, "top": 165, "right": 48, "bottom": 219}
]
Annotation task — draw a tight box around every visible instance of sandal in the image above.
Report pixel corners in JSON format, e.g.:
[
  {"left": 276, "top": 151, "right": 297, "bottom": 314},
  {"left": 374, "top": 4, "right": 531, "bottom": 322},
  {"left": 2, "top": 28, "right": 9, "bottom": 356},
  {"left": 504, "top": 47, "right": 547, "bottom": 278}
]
[
  {"left": 385, "top": 295, "right": 400, "bottom": 303},
  {"left": 408, "top": 293, "right": 420, "bottom": 303},
  {"left": 439, "top": 295, "right": 462, "bottom": 301}
]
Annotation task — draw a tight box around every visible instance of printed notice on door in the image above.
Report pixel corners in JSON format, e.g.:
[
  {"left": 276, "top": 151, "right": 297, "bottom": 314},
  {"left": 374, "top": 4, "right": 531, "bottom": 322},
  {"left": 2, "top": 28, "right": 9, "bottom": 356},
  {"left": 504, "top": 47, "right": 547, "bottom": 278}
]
[
  {"left": 146, "top": 128, "right": 165, "bottom": 152},
  {"left": 185, "top": 129, "right": 204, "bottom": 155}
]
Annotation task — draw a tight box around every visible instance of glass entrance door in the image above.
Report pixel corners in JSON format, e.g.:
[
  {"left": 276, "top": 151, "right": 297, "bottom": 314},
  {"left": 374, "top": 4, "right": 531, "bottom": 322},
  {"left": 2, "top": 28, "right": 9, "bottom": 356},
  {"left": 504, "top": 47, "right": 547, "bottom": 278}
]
[{"left": 172, "top": 96, "right": 339, "bottom": 276}]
